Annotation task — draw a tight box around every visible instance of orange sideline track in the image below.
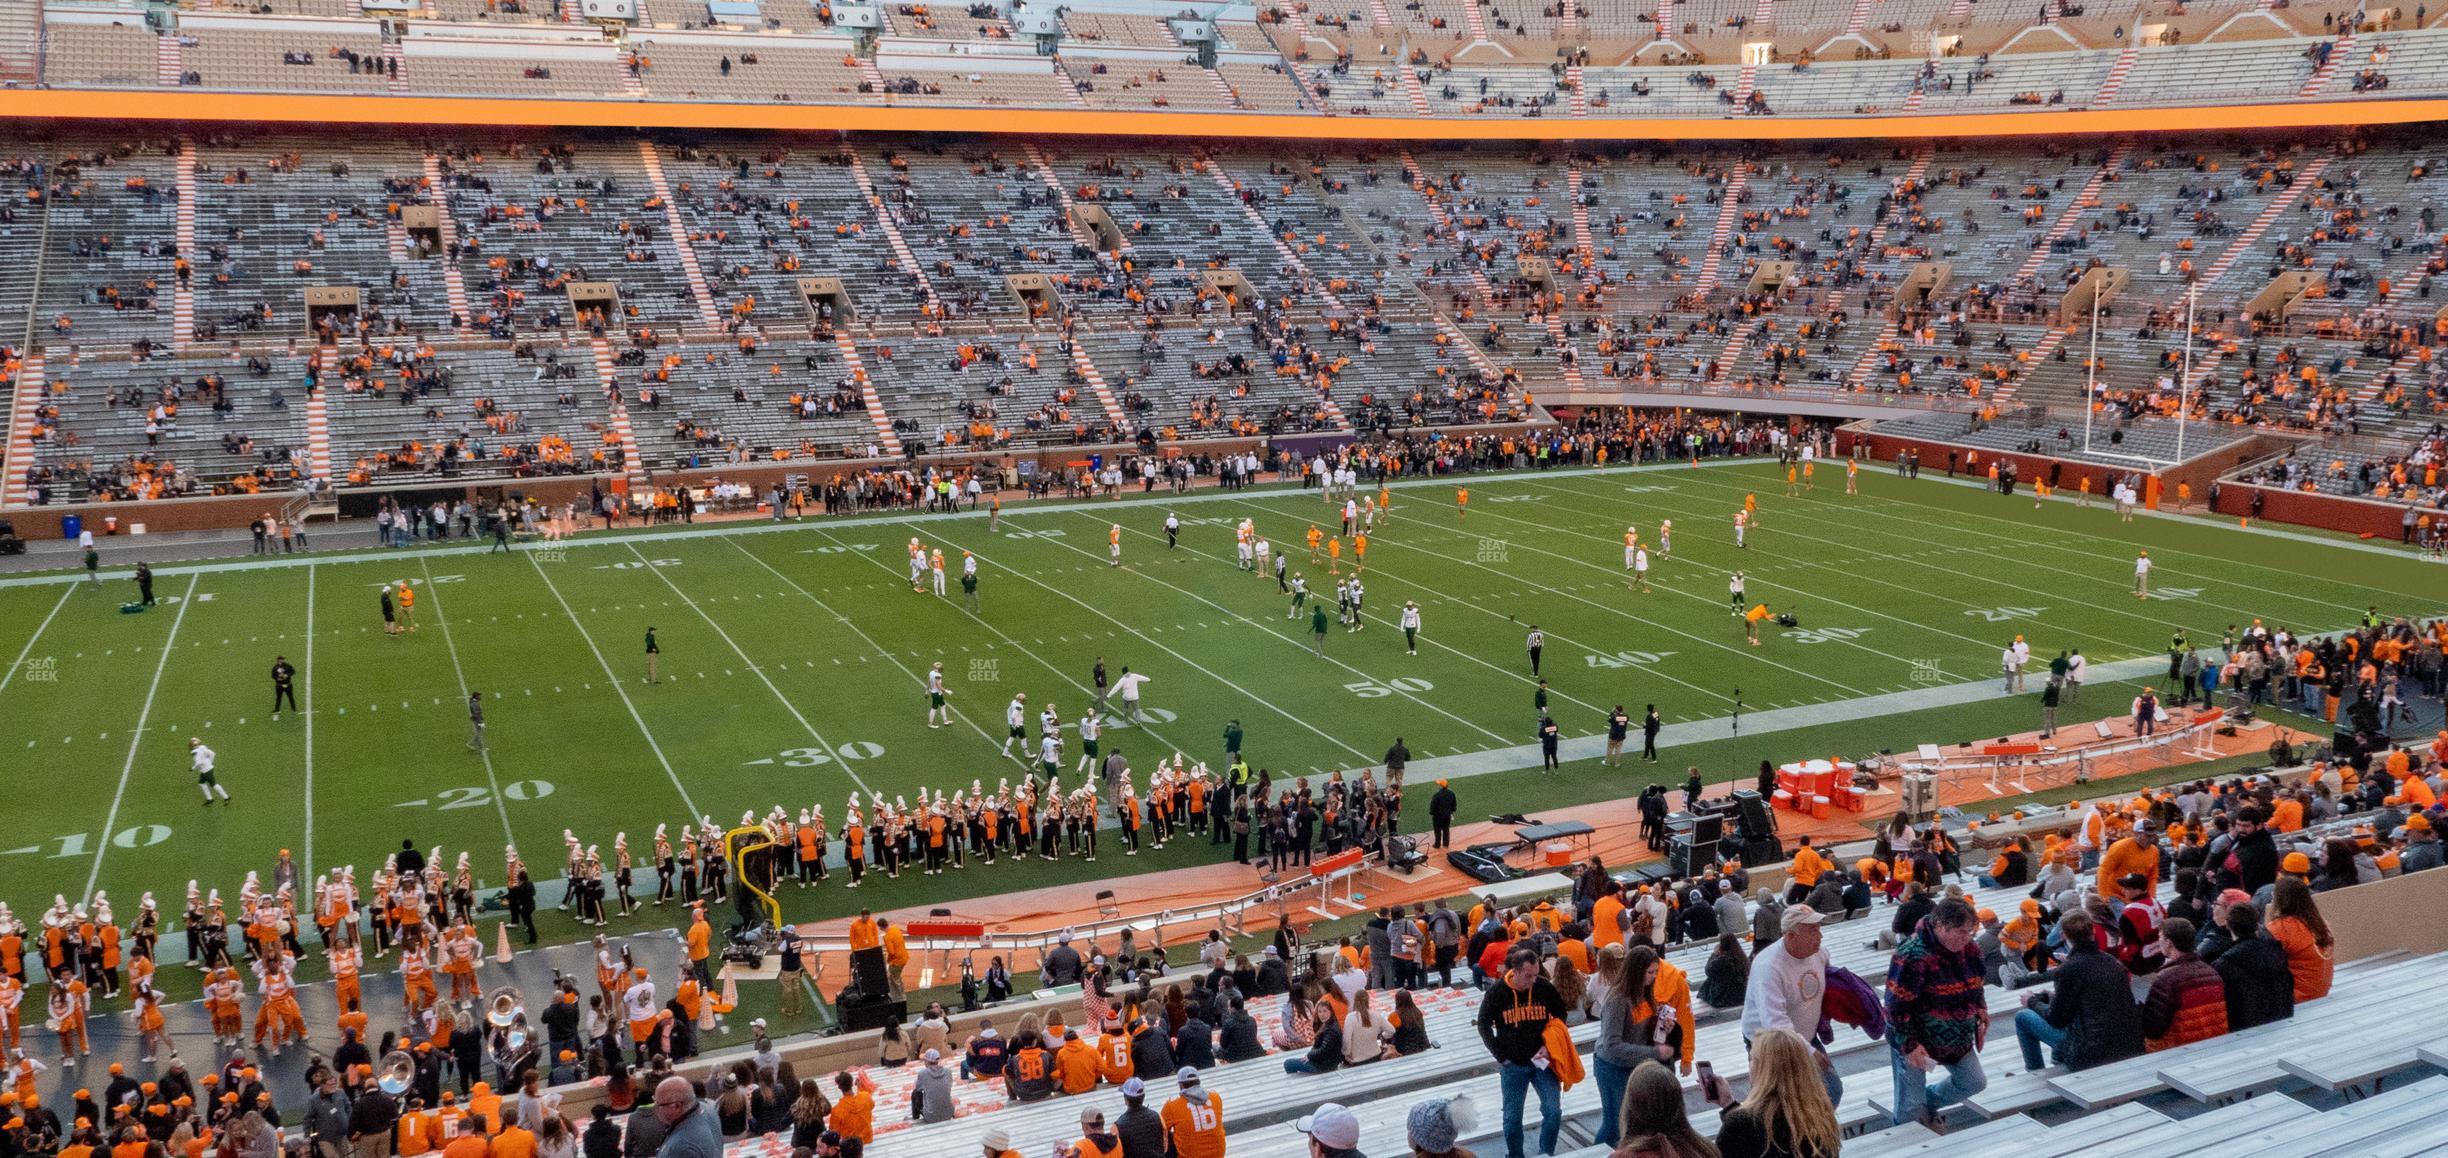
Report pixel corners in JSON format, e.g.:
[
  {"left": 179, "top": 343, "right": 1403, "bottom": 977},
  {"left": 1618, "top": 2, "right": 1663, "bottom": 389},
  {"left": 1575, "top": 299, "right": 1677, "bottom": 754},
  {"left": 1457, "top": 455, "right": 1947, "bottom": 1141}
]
[{"left": 4, "top": 89, "right": 2447, "bottom": 139}]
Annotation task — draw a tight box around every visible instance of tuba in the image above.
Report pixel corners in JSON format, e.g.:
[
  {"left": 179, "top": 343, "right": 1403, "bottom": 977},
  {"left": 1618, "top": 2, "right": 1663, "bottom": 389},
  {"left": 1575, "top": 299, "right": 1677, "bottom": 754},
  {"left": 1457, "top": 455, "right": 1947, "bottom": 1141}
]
[
  {"left": 485, "top": 985, "right": 528, "bottom": 1051},
  {"left": 378, "top": 1050, "right": 416, "bottom": 1096}
]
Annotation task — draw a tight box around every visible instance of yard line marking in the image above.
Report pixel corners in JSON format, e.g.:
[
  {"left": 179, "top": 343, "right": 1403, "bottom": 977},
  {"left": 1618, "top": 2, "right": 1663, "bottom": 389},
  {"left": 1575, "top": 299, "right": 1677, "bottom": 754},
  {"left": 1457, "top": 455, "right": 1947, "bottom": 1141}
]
[
  {"left": 770, "top": 528, "right": 1195, "bottom": 758},
  {"left": 1418, "top": 495, "right": 1958, "bottom": 682},
  {"left": 84, "top": 573, "right": 199, "bottom": 901},
  {"left": 0, "top": 584, "right": 74, "bottom": 700},
  {"left": 1181, "top": 497, "right": 1633, "bottom": 719},
  {"left": 302, "top": 564, "right": 317, "bottom": 880},
  {"left": 1672, "top": 471, "right": 2375, "bottom": 631},
  {"left": 1515, "top": 478, "right": 2135, "bottom": 656},
  {"left": 419, "top": 558, "right": 516, "bottom": 846},
  {"left": 1863, "top": 454, "right": 2434, "bottom": 606},
  {"left": 909, "top": 521, "right": 1377, "bottom": 764},
  {"left": 1041, "top": 511, "right": 1514, "bottom": 746},
  {"left": 720, "top": 536, "right": 1008, "bottom": 753},
  {"left": 525, "top": 553, "right": 700, "bottom": 818},
  {"left": 623, "top": 542, "right": 874, "bottom": 796}
]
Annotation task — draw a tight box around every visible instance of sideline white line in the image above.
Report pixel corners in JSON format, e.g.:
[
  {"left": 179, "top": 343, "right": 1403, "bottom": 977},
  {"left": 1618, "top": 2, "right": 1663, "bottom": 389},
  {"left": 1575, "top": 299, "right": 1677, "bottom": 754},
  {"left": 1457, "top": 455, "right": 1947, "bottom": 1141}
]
[
  {"left": 908, "top": 520, "right": 1380, "bottom": 764},
  {"left": 0, "top": 462, "right": 1764, "bottom": 588},
  {"left": 302, "top": 564, "right": 317, "bottom": 880},
  {"left": 622, "top": 542, "right": 876, "bottom": 797},
  {"left": 419, "top": 557, "right": 516, "bottom": 845},
  {"left": 84, "top": 573, "right": 200, "bottom": 900},
  {"left": 0, "top": 584, "right": 75, "bottom": 699},
  {"left": 719, "top": 534, "right": 1014, "bottom": 755},
  {"left": 1033, "top": 509, "right": 1516, "bottom": 747},
  {"left": 526, "top": 552, "right": 701, "bottom": 818}
]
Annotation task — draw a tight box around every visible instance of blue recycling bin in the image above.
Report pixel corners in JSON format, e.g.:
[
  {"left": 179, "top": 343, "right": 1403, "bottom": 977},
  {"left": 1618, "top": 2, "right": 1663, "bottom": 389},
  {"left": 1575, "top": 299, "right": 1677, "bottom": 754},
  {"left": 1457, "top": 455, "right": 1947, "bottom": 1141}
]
[{"left": 60, "top": 514, "right": 82, "bottom": 541}]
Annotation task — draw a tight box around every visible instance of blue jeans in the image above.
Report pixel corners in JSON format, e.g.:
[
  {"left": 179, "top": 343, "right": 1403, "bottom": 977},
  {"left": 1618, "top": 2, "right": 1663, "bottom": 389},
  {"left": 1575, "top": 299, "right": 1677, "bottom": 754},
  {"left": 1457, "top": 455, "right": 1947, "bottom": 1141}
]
[
  {"left": 1498, "top": 1061, "right": 1562, "bottom": 1158},
  {"left": 2015, "top": 1008, "right": 2068, "bottom": 1072},
  {"left": 1591, "top": 1056, "right": 1632, "bottom": 1149},
  {"left": 1282, "top": 1057, "right": 1327, "bottom": 1074},
  {"left": 1888, "top": 1044, "right": 1986, "bottom": 1126}
]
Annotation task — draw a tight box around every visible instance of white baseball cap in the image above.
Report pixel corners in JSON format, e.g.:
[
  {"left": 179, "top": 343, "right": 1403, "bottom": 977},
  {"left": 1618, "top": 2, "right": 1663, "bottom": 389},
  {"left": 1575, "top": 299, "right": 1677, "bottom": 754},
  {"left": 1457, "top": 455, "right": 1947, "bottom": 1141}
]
[{"left": 1297, "top": 1104, "right": 1361, "bottom": 1151}]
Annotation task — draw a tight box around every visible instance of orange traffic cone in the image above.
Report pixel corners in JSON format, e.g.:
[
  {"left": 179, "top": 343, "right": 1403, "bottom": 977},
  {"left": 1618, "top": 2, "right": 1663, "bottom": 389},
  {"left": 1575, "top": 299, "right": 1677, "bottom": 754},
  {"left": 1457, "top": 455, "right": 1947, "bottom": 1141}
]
[
  {"left": 496, "top": 923, "right": 514, "bottom": 964},
  {"left": 718, "top": 973, "right": 739, "bottom": 1015}
]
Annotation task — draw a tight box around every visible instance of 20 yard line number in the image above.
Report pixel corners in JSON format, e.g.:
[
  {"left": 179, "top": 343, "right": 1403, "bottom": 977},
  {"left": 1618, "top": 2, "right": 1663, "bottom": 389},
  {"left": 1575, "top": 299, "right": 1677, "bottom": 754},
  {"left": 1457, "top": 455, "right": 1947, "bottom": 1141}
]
[
  {"left": 398, "top": 780, "right": 555, "bottom": 810},
  {"left": 1347, "top": 677, "right": 1434, "bottom": 699}
]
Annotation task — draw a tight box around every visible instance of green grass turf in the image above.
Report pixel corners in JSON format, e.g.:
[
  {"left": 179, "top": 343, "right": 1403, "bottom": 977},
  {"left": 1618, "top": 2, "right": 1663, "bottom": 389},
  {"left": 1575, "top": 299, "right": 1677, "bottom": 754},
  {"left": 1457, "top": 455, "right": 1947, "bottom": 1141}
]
[{"left": 2, "top": 460, "right": 2439, "bottom": 964}]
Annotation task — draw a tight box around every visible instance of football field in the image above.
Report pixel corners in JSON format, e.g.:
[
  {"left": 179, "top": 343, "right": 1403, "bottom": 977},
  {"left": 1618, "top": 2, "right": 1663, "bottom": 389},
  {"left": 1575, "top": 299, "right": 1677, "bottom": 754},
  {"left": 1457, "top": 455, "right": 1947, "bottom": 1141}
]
[{"left": 2, "top": 458, "right": 2438, "bottom": 937}]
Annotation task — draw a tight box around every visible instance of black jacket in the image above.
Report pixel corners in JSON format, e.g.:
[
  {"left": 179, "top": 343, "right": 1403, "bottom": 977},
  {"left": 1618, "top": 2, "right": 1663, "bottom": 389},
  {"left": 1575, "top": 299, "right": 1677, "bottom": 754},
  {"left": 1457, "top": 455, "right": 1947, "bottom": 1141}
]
[
  {"left": 1115, "top": 1105, "right": 1167, "bottom": 1158},
  {"left": 1429, "top": 786, "right": 1456, "bottom": 820},
  {"left": 1128, "top": 1022, "right": 1175, "bottom": 1078},
  {"left": 2035, "top": 943, "right": 2144, "bottom": 1070},
  {"left": 2228, "top": 829, "right": 2280, "bottom": 894},
  {"left": 1172, "top": 1016, "right": 1215, "bottom": 1069},
  {"left": 1254, "top": 958, "right": 1290, "bottom": 996},
  {"left": 2214, "top": 936, "right": 2297, "bottom": 1031},
  {"left": 1218, "top": 1012, "right": 1266, "bottom": 1062}
]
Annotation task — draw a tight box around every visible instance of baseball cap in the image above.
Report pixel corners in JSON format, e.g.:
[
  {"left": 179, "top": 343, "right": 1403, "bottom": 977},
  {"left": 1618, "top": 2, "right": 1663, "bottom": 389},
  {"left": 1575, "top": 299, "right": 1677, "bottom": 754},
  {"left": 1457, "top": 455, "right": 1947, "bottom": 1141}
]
[
  {"left": 1120, "top": 1077, "right": 1145, "bottom": 1098},
  {"left": 1780, "top": 906, "right": 1825, "bottom": 932},
  {"left": 1176, "top": 1067, "right": 1201, "bottom": 1085},
  {"left": 922, "top": 1049, "right": 941, "bottom": 1063},
  {"left": 1297, "top": 1104, "right": 1362, "bottom": 1151},
  {"left": 983, "top": 1130, "right": 1012, "bottom": 1151}
]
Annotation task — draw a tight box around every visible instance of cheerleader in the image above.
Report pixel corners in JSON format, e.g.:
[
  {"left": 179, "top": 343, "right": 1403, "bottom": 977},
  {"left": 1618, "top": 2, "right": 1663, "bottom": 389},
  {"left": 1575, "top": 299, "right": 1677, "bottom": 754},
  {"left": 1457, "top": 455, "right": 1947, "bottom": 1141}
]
[
  {"left": 613, "top": 834, "right": 639, "bottom": 917},
  {"left": 131, "top": 955, "right": 169, "bottom": 1062}
]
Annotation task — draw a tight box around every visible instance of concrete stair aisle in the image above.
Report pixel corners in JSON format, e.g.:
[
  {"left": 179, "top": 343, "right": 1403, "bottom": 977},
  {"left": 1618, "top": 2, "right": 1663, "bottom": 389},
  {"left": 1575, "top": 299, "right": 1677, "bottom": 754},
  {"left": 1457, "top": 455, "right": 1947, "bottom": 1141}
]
[
  {"left": 1055, "top": 65, "right": 1092, "bottom": 107},
  {"left": 2194, "top": 155, "right": 2331, "bottom": 290},
  {"left": 1841, "top": 0, "right": 1874, "bottom": 37},
  {"left": 620, "top": 56, "right": 645, "bottom": 96},
  {"left": 633, "top": 0, "right": 653, "bottom": 27},
  {"left": 1397, "top": 150, "right": 1500, "bottom": 306},
  {"left": 591, "top": 338, "right": 654, "bottom": 489},
  {"left": 833, "top": 333, "right": 906, "bottom": 457},
  {"left": 1565, "top": 62, "right": 1587, "bottom": 117},
  {"left": 421, "top": 156, "right": 475, "bottom": 332},
  {"left": 635, "top": 141, "right": 723, "bottom": 331},
  {"left": 843, "top": 150, "right": 944, "bottom": 317},
  {"left": 380, "top": 43, "right": 407, "bottom": 92},
  {"left": 1461, "top": 0, "right": 1491, "bottom": 44},
  {"left": 305, "top": 387, "right": 333, "bottom": 486},
  {"left": 1844, "top": 314, "right": 1909, "bottom": 388},
  {"left": 1712, "top": 316, "right": 1765, "bottom": 380},
  {"left": 1567, "top": 164, "right": 1596, "bottom": 272},
  {"left": 2353, "top": 345, "right": 2430, "bottom": 407},
  {"left": 1727, "top": 0, "right": 1771, "bottom": 104},
  {"left": 2301, "top": 30, "right": 2354, "bottom": 96},
  {"left": 2, "top": 352, "right": 44, "bottom": 508},
  {"left": 858, "top": 55, "right": 887, "bottom": 94},
  {"left": 1064, "top": 341, "right": 1135, "bottom": 433},
  {"left": 1653, "top": 0, "right": 1674, "bottom": 41},
  {"left": 1689, "top": 162, "right": 1749, "bottom": 298},
  {"left": 1900, "top": 0, "right": 1977, "bottom": 109},
  {"left": 1200, "top": 162, "right": 1354, "bottom": 431},
  {"left": 1366, "top": 0, "right": 1395, "bottom": 30},
  {"left": 2092, "top": 39, "right": 2142, "bottom": 103},
  {"left": 2008, "top": 142, "right": 2132, "bottom": 287},
  {"left": 1399, "top": 62, "right": 1432, "bottom": 114},
  {"left": 1024, "top": 143, "right": 1125, "bottom": 256},
  {"left": 1990, "top": 324, "right": 2073, "bottom": 404},
  {"left": 1827, "top": 147, "right": 1933, "bottom": 316},
  {"left": 388, "top": 222, "right": 410, "bottom": 265},
  {"left": 1201, "top": 65, "right": 1241, "bottom": 107},
  {"left": 155, "top": 35, "right": 181, "bottom": 86},
  {"left": 173, "top": 145, "right": 198, "bottom": 351}
]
